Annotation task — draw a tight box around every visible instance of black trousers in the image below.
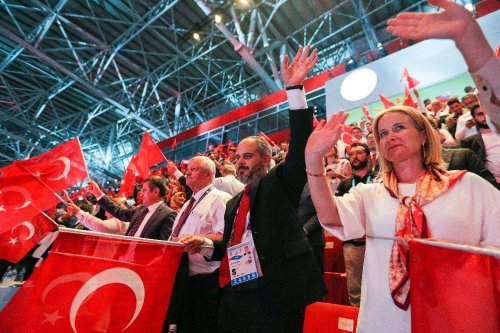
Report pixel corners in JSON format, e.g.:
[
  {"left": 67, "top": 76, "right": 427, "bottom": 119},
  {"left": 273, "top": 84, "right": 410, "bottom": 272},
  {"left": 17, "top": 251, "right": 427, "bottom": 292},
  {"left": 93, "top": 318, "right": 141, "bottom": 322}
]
[
  {"left": 188, "top": 269, "right": 220, "bottom": 333},
  {"left": 217, "top": 280, "right": 304, "bottom": 333}
]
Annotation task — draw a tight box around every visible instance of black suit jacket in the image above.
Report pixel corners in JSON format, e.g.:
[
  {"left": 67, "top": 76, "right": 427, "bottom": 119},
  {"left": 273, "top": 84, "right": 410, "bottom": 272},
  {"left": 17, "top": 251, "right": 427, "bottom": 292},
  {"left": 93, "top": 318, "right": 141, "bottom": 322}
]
[
  {"left": 213, "top": 108, "right": 326, "bottom": 313},
  {"left": 298, "top": 183, "right": 325, "bottom": 247},
  {"left": 443, "top": 147, "right": 498, "bottom": 189},
  {"left": 460, "top": 133, "right": 486, "bottom": 163},
  {"left": 98, "top": 196, "right": 176, "bottom": 240}
]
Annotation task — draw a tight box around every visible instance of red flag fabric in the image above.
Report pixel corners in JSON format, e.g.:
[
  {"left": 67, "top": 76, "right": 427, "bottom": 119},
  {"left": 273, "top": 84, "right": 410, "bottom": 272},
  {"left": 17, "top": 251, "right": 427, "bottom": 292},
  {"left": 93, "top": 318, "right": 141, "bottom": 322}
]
[
  {"left": 118, "top": 168, "right": 137, "bottom": 198},
  {"left": 378, "top": 94, "right": 396, "bottom": 109},
  {"left": 410, "top": 239, "right": 500, "bottom": 333},
  {"left": 227, "top": 140, "right": 236, "bottom": 151},
  {"left": 6, "top": 138, "right": 88, "bottom": 192},
  {"left": 137, "top": 132, "right": 166, "bottom": 170},
  {"left": 171, "top": 138, "right": 177, "bottom": 151},
  {"left": 258, "top": 132, "right": 275, "bottom": 146},
  {"left": 400, "top": 67, "right": 409, "bottom": 82},
  {"left": 312, "top": 115, "right": 320, "bottom": 128},
  {"left": 400, "top": 67, "right": 420, "bottom": 89},
  {"left": 341, "top": 124, "right": 352, "bottom": 134},
  {"left": 361, "top": 105, "right": 374, "bottom": 122},
  {"left": 0, "top": 170, "right": 61, "bottom": 234},
  {"left": 496, "top": 42, "right": 500, "bottom": 58},
  {"left": 403, "top": 85, "right": 417, "bottom": 108},
  {"left": 341, "top": 132, "right": 354, "bottom": 146},
  {"left": 0, "top": 213, "right": 57, "bottom": 263},
  {"left": 0, "top": 230, "right": 184, "bottom": 333}
]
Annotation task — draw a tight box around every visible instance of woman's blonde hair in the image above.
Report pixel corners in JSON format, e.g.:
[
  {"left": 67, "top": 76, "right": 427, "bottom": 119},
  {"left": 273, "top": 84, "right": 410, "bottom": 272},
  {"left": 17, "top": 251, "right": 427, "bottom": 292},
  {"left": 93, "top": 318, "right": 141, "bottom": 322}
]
[{"left": 372, "top": 106, "right": 445, "bottom": 178}]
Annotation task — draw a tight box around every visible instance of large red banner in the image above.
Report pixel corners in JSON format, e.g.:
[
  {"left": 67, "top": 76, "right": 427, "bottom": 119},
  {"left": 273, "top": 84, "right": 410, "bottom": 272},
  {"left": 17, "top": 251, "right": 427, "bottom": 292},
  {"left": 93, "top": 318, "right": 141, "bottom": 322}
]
[
  {"left": 410, "top": 239, "right": 500, "bottom": 333},
  {"left": 0, "top": 230, "right": 184, "bottom": 333}
]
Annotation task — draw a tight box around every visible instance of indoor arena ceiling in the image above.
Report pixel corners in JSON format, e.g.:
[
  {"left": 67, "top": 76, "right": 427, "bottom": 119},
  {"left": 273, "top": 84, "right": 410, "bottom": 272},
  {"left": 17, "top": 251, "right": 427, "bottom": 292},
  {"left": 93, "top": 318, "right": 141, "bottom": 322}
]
[{"left": 0, "top": 0, "right": 435, "bottom": 179}]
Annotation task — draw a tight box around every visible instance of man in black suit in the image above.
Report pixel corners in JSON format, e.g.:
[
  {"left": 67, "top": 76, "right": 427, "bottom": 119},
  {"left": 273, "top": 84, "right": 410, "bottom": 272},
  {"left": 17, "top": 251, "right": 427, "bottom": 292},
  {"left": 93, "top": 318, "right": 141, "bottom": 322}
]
[
  {"left": 88, "top": 176, "right": 176, "bottom": 240},
  {"left": 427, "top": 115, "right": 498, "bottom": 189},
  {"left": 460, "top": 105, "right": 500, "bottom": 189},
  {"left": 182, "top": 46, "right": 326, "bottom": 333}
]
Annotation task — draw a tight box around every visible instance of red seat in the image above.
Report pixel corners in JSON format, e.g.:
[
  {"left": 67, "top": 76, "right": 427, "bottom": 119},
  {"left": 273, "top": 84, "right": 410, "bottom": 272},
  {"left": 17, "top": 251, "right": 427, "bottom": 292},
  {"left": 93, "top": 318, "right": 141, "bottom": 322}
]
[
  {"left": 303, "top": 302, "right": 359, "bottom": 333},
  {"left": 323, "top": 234, "right": 345, "bottom": 273},
  {"left": 323, "top": 272, "right": 350, "bottom": 305}
]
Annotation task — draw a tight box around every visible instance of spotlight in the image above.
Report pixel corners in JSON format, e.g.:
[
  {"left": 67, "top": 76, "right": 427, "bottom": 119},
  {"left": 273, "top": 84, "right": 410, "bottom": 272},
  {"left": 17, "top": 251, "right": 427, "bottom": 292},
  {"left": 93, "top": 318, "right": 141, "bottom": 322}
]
[
  {"left": 214, "top": 14, "right": 222, "bottom": 23},
  {"left": 193, "top": 32, "right": 200, "bottom": 41}
]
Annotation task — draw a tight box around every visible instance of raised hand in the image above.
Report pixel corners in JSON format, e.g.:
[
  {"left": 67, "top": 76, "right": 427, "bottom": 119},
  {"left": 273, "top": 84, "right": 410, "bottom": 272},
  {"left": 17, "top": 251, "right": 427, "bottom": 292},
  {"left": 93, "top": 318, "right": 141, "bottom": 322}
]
[
  {"left": 281, "top": 45, "right": 318, "bottom": 87},
  {"left": 387, "top": 0, "right": 493, "bottom": 73},
  {"left": 305, "top": 111, "right": 349, "bottom": 170},
  {"left": 386, "top": 0, "right": 475, "bottom": 42},
  {"left": 87, "top": 179, "right": 104, "bottom": 198},
  {"left": 65, "top": 202, "right": 81, "bottom": 216},
  {"left": 166, "top": 160, "right": 179, "bottom": 176}
]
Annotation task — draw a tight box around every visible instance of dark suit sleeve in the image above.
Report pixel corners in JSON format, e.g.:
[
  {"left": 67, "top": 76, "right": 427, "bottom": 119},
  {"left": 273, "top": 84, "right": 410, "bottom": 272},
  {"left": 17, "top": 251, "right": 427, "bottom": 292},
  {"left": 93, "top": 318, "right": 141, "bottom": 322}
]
[
  {"left": 281, "top": 107, "right": 314, "bottom": 209},
  {"left": 464, "top": 150, "right": 499, "bottom": 189},
  {"left": 97, "top": 196, "right": 136, "bottom": 222},
  {"left": 335, "top": 178, "right": 352, "bottom": 196},
  {"left": 177, "top": 175, "right": 193, "bottom": 199},
  {"left": 158, "top": 209, "right": 177, "bottom": 240}
]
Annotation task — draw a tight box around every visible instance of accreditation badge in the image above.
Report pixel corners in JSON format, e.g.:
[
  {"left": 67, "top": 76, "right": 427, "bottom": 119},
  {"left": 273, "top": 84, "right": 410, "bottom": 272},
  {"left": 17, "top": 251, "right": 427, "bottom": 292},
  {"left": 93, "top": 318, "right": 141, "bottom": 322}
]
[{"left": 227, "top": 239, "right": 258, "bottom": 286}]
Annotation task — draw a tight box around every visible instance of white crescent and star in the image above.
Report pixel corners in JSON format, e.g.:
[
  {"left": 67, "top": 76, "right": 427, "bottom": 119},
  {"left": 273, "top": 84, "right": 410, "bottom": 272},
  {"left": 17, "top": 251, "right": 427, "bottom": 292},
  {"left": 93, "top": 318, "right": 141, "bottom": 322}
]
[
  {"left": 42, "top": 272, "right": 93, "bottom": 303},
  {"left": 69, "top": 268, "right": 145, "bottom": 333},
  {"left": 0, "top": 186, "right": 32, "bottom": 210},
  {"left": 11, "top": 221, "right": 35, "bottom": 241},
  {"left": 47, "top": 157, "right": 71, "bottom": 181}
]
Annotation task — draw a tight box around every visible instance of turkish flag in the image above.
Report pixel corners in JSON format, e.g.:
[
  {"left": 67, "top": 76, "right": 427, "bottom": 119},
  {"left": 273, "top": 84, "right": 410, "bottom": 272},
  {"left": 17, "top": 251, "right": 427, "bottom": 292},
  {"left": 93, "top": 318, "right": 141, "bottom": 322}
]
[
  {"left": 361, "top": 104, "right": 374, "bottom": 122},
  {"left": 410, "top": 239, "right": 500, "bottom": 333},
  {"left": 7, "top": 138, "right": 88, "bottom": 192},
  {"left": 0, "top": 171, "right": 61, "bottom": 234},
  {"left": 400, "top": 67, "right": 420, "bottom": 89},
  {"left": 0, "top": 213, "right": 57, "bottom": 263},
  {"left": 341, "top": 132, "right": 354, "bottom": 146},
  {"left": 136, "top": 132, "right": 166, "bottom": 171},
  {"left": 378, "top": 94, "right": 396, "bottom": 109},
  {"left": 0, "top": 230, "right": 184, "bottom": 333},
  {"left": 403, "top": 85, "right": 418, "bottom": 108}
]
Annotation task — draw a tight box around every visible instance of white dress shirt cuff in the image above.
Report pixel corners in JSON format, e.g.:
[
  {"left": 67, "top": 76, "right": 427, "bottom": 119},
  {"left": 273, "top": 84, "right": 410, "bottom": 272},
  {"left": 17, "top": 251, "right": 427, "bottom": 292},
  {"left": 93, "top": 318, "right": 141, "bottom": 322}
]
[
  {"left": 286, "top": 89, "right": 308, "bottom": 110},
  {"left": 174, "top": 170, "right": 183, "bottom": 180},
  {"left": 200, "top": 237, "right": 215, "bottom": 259}
]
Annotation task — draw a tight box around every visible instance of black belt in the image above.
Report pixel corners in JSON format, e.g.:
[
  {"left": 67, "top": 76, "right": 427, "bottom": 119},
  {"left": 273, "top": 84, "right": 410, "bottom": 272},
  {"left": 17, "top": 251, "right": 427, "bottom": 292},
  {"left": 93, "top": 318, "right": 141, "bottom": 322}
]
[{"left": 343, "top": 239, "right": 366, "bottom": 246}]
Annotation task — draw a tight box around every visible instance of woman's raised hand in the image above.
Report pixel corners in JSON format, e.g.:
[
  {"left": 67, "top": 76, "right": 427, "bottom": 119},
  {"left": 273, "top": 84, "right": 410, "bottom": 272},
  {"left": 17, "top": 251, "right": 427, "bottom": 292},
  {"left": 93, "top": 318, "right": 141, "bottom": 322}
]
[{"left": 305, "top": 111, "right": 349, "bottom": 169}]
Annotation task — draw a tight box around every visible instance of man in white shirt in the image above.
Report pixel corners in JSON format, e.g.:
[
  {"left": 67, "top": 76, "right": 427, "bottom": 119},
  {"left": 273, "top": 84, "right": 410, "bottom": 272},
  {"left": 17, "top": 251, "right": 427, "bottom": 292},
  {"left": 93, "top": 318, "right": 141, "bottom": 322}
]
[
  {"left": 454, "top": 93, "right": 480, "bottom": 142},
  {"left": 213, "top": 163, "right": 245, "bottom": 197},
  {"left": 170, "top": 156, "right": 232, "bottom": 333}
]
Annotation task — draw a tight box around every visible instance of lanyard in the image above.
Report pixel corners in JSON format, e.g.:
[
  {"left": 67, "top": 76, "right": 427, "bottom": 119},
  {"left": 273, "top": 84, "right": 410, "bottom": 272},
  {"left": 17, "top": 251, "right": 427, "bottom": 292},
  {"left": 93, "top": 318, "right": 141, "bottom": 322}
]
[
  {"left": 352, "top": 175, "right": 372, "bottom": 188},
  {"left": 189, "top": 187, "right": 213, "bottom": 212}
]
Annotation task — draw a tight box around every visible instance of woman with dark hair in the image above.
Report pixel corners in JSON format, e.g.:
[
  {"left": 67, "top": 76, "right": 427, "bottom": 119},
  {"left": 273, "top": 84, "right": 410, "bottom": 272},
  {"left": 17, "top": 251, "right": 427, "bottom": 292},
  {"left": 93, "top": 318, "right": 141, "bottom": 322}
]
[{"left": 305, "top": 105, "right": 499, "bottom": 332}]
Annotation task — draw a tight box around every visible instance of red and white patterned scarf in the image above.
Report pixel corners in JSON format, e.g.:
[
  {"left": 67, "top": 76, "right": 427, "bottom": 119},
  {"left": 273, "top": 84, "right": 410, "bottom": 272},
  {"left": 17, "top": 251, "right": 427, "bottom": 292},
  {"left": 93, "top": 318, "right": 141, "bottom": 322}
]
[{"left": 384, "top": 167, "right": 466, "bottom": 310}]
